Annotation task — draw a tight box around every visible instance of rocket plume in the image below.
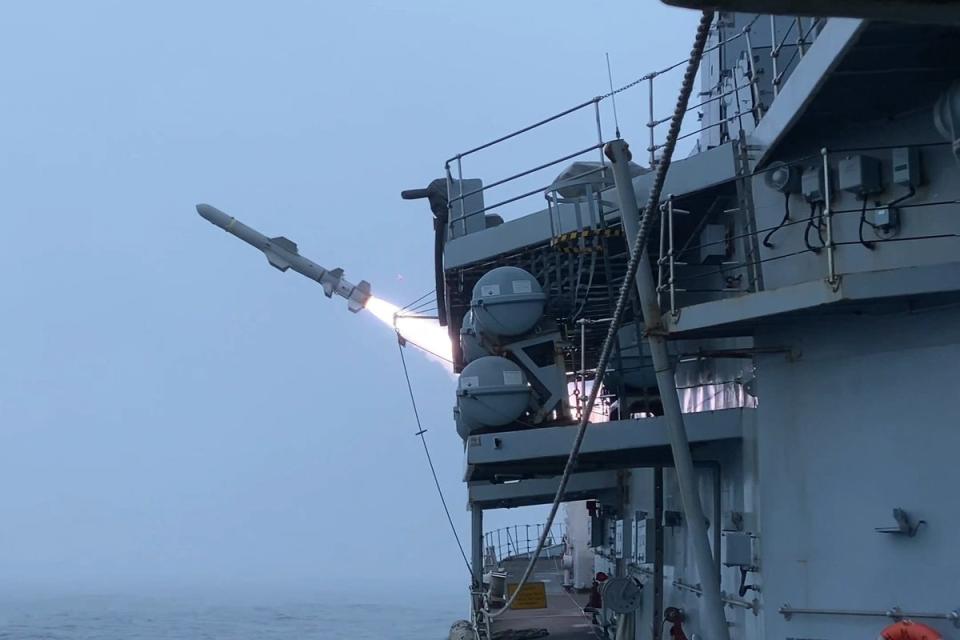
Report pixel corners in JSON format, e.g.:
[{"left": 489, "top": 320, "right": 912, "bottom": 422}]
[{"left": 366, "top": 297, "right": 453, "bottom": 365}]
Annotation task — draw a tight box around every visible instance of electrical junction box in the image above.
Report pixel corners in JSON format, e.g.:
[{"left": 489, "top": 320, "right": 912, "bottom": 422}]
[
  {"left": 801, "top": 166, "right": 826, "bottom": 203},
  {"left": 723, "top": 531, "right": 754, "bottom": 567},
  {"left": 892, "top": 146, "right": 920, "bottom": 188},
  {"left": 838, "top": 154, "right": 883, "bottom": 195},
  {"left": 699, "top": 224, "right": 729, "bottom": 265},
  {"left": 590, "top": 516, "right": 607, "bottom": 548},
  {"left": 867, "top": 205, "right": 899, "bottom": 235},
  {"left": 635, "top": 517, "right": 657, "bottom": 563}
]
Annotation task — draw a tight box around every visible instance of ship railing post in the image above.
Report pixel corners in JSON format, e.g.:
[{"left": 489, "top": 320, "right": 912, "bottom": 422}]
[
  {"left": 770, "top": 15, "right": 780, "bottom": 97},
  {"left": 667, "top": 196, "right": 677, "bottom": 316},
  {"left": 579, "top": 319, "right": 587, "bottom": 419},
  {"left": 730, "top": 49, "right": 747, "bottom": 133},
  {"left": 648, "top": 76, "right": 656, "bottom": 167},
  {"left": 822, "top": 148, "right": 837, "bottom": 286},
  {"left": 444, "top": 163, "right": 454, "bottom": 242},
  {"left": 594, "top": 98, "right": 606, "bottom": 167},
  {"left": 743, "top": 25, "right": 764, "bottom": 119},
  {"left": 456, "top": 156, "right": 466, "bottom": 237},
  {"left": 657, "top": 203, "right": 667, "bottom": 308}
]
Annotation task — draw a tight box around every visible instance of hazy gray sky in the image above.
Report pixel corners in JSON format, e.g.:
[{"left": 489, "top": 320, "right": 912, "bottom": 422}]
[{"left": 0, "top": 1, "right": 696, "bottom": 596}]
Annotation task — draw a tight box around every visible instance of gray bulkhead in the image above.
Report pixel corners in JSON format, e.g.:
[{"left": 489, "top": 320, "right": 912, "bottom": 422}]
[{"left": 439, "top": 10, "right": 960, "bottom": 639}]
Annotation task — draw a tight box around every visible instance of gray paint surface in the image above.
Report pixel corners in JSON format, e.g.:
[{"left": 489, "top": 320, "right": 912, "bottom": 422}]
[{"left": 436, "top": 11, "right": 960, "bottom": 640}]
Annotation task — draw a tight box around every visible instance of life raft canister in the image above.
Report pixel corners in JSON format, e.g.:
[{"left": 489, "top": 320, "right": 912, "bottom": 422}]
[{"left": 878, "top": 620, "right": 943, "bottom": 640}]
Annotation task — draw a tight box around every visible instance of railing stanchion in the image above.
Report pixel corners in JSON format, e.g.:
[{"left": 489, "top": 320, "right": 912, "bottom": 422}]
[
  {"left": 667, "top": 197, "right": 678, "bottom": 315},
  {"left": 648, "top": 76, "right": 656, "bottom": 167},
  {"left": 594, "top": 98, "right": 606, "bottom": 167},
  {"left": 444, "top": 163, "right": 454, "bottom": 240},
  {"left": 743, "top": 25, "right": 764, "bottom": 119},
  {"left": 456, "top": 156, "right": 465, "bottom": 237},
  {"left": 822, "top": 148, "right": 837, "bottom": 286},
  {"left": 770, "top": 15, "right": 780, "bottom": 97},
  {"left": 658, "top": 201, "right": 667, "bottom": 307}
]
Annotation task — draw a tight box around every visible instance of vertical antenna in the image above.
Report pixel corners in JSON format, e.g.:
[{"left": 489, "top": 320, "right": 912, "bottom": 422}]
[{"left": 606, "top": 52, "right": 621, "bottom": 139}]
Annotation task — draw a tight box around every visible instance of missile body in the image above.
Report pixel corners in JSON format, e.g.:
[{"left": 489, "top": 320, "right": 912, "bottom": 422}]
[{"left": 196, "top": 203, "right": 371, "bottom": 312}]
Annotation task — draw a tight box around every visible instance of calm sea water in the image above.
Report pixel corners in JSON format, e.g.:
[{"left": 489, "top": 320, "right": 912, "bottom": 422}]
[{"left": 0, "top": 594, "right": 467, "bottom": 639}]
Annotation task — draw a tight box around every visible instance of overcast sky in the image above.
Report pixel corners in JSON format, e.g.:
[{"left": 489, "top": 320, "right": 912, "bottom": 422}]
[{"left": 0, "top": 1, "right": 697, "bottom": 597}]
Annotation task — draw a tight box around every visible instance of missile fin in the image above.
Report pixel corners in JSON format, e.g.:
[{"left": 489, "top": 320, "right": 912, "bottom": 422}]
[
  {"left": 356, "top": 280, "right": 371, "bottom": 295},
  {"left": 265, "top": 252, "right": 291, "bottom": 272},
  {"left": 348, "top": 280, "right": 372, "bottom": 313},
  {"left": 270, "top": 236, "right": 298, "bottom": 254}
]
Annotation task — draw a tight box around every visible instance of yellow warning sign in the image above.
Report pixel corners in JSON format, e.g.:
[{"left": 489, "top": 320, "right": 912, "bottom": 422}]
[{"left": 506, "top": 581, "right": 548, "bottom": 609}]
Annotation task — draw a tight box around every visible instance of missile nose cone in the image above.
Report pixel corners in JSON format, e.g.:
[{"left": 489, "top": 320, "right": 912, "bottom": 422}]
[{"left": 196, "top": 203, "right": 233, "bottom": 229}]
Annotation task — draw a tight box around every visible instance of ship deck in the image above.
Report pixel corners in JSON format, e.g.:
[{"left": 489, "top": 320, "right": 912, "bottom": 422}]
[{"left": 488, "top": 558, "right": 603, "bottom": 640}]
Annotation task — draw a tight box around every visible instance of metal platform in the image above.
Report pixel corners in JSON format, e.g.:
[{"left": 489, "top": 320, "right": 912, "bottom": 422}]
[
  {"left": 489, "top": 558, "right": 603, "bottom": 640},
  {"left": 465, "top": 408, "right": 751, "bottom": 482},
  {"left": 468, "top": 471, "right": 619, "bottom": 510}
]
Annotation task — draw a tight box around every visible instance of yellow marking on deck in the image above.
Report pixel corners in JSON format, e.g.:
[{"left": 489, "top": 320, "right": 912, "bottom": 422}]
[{"left": 506, "top": 581, "right": 548, "bottom": 610}]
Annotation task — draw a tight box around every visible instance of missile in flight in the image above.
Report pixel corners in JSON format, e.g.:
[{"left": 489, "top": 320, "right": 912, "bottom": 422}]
[{"left": 196, "top": 203, "right": 372, "bottom": 313}]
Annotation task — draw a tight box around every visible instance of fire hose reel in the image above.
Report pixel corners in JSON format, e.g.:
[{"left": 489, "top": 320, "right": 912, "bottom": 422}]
[{"left": 601, "top": 576, "right": 644, "bottom": 614}]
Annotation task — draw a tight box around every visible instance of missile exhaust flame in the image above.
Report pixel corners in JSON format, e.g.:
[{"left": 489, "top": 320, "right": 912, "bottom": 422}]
[{"left": 366, "top": 296, "right": 453, "bottom": 365}]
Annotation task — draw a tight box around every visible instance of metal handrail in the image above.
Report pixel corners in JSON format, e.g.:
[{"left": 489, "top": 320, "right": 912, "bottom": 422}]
[
  {"left": 779, "top": 604, "right": 960, "bottom": 627},
  {"left": 673, "top": 576, "right": 760, "bottom": 614},
  {"left": 773, "top": 18, "right": 824, "bottom": 90},
  {"left": 630, "top": 565, "right": 759, "bottom": 614},
  {"left": 439, "top": 14, "right": 833, "bottom": 229},
  {"left": 448, "top": 143, "right": 604, "bottom": 208},
  {"left": 441, "top": 15, "right": 772, "bottom": 229},
  {"left": 484, "top": 523, "right": 567, "bottom": 564},
  {"left": 653, "top": 141, "right": 958, "bottom": 316},
  {"left": 446, "top": 97, "right": 600, "bottom": 165},
  {"left": 445, "top": 22, "right": 755, "bottom": 167}
]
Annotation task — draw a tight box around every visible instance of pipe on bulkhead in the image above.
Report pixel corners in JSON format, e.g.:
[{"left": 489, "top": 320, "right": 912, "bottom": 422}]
[
  {"left": 606, "top": 138, "right": 730, "bottom": 640},
  {"left": 471, "top": 506, "right": 483, "bottom": 588}
]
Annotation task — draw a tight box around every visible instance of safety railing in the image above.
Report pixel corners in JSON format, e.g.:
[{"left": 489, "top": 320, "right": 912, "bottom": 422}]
[
  {"left": 653, "top": 142, "right": 960, "bottom": 318},
  {"left": 770, "top": 16, "right": 824, "bottom": 95},
  {"left": 779, "top": 604, "right": 960, "bottom": 627},
  {"left": 440, "top": 14, "right": 834, "bottom": 237},
  {"left": 441, "top": 14, "right": 776, "bottom": 232},
  {"left": 484, "top": 523, "right": 567, "bottom": 565},
  {"left": 656, "top": 195, "right": 750, "bottom": 315},
  {"left": 574, "top": 319, "right": 756, "bottom": 416}
]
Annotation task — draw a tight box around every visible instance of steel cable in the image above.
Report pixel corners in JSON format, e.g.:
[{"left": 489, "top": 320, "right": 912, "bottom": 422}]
[
  {"left": 484, "top": 9, "right": 715, "bottom": 620},
  {"left": 395, "top": 338, "right": 473, "bottom": 580},
  {"left": 400, "top": 288, "right": 437, "bottom": 312}
]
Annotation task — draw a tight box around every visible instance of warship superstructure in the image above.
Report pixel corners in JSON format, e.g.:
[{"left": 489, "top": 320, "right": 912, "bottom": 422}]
[{"left": 403, "top": 5, "right": 960, "bottom": 639}]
